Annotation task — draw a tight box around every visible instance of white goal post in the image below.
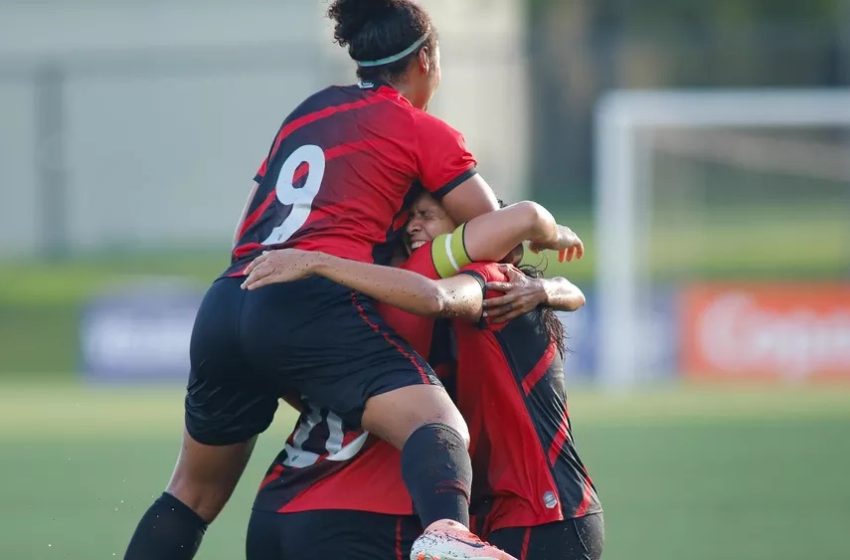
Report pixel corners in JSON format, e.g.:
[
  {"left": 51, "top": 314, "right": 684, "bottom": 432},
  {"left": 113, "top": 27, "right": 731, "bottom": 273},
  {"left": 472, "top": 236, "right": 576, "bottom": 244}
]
[{"left": 593, "top": 88, "right": 850, "bottom": 388}]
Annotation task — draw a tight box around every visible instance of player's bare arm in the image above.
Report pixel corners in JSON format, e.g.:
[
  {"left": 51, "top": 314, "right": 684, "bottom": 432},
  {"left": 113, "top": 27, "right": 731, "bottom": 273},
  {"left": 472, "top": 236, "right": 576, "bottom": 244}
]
[
  {"left": 242, "top": 249, "right": 484, "bottom": 320},
  {"left": 483, "top": 264, "right": 586, "bottom": 323},
  {"left": 463, "top": 201, "right": 585, "bottom": 264}
]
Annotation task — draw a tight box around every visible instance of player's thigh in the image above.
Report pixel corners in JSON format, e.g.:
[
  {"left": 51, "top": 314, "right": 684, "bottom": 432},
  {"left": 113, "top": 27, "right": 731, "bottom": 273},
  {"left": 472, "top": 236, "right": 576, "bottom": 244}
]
[
  {"left": 362, "top": 384, "right": 469, "bottom": 450},
  {"left": 186, "top": 277, "right": 278, "bottom": 446},
  {"left": 488, "top": 514, "right": 605, "bottom": 560},
  {"left": 246, "top": 509, "right": 421, "bottom": 560},
  {"left": 242, "top": 277, "right": 441, "bottom": 429}
]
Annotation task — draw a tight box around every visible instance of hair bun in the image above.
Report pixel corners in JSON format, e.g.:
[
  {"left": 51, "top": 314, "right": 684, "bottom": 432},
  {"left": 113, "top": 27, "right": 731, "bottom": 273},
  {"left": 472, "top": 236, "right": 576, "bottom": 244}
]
[{"left": 328, "top": 0, "right": 400, "bottom": 47}]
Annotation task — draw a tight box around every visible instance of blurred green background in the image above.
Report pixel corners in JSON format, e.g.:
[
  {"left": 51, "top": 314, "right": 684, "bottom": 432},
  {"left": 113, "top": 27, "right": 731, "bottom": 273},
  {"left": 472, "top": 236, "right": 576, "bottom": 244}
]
[
  {"left": 2, "top": 1, "right": 850, "bottom": 559},
  {"left": 4, "top": 200, "right": 848, "bottom": 376}
]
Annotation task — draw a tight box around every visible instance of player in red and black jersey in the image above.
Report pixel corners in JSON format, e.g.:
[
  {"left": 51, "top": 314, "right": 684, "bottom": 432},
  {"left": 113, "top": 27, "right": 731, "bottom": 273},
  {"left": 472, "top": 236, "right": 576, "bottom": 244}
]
[
  {"left": 124, "top": 2, "right": 526, "bottom": 560},
  {"left": 243, "top": 195, "right": 585, "bottom": 560},
  {"left": 244, "top": 193, "right": 600, "bottom": 560},
  {"left": 242, "top": 192, "right": 597, "bottom": 559},
  {"left": 243, "top": 194, "right": 585, "bottom": 560},
  {"left": 455, "top": 263, "right": 604, "bottom": 560}
]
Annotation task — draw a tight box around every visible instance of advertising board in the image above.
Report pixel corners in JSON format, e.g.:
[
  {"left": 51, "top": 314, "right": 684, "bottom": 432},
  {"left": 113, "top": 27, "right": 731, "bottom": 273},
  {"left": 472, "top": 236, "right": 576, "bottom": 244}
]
[{"left": 680, "top": 284, "right": 850, "bottom": 381}]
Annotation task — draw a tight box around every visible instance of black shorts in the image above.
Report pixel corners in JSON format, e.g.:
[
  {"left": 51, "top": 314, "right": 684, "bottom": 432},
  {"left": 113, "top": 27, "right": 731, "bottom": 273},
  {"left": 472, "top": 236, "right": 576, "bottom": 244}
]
[
  {"left": 185, "top": 276, "right": 439, "bottom": 445},
  {"left": 246, "top": 509, "right": 422, "bottom": 560},
  {"left": 487, "top": 514, "right": 605, "bottom": 560}
]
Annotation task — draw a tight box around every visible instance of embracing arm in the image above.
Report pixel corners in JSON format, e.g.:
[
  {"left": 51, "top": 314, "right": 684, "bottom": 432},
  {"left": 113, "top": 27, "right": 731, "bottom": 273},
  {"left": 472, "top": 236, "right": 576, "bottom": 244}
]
[
  {"left": 482, "top": 264, "right": 586, "bottom": 323},
  {"left": 538, "top": 277, "right": 586, "bottom": 312},
  {"left": 463, "top": 201, "right": 584, "bottom": 264},
  {"left": 242, "top": 250, "right": 484, "bottom": 321}
]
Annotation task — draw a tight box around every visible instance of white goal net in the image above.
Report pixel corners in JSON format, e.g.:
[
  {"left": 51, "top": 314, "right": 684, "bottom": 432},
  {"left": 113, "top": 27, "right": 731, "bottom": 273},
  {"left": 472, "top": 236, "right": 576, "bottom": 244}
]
[{"left": 593, "top": 89, "right": 850, "bottom": 388}]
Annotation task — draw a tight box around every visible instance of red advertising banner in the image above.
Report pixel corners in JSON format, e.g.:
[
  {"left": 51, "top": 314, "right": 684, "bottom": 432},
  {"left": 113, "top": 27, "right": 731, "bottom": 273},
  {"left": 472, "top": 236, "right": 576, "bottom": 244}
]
[{"left": 681, "top": 284, "right": 850, "bottom": 381}]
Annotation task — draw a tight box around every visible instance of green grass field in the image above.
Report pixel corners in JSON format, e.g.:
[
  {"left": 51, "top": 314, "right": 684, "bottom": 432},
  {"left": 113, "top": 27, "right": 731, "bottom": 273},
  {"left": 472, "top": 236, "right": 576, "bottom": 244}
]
[{"left": 2, "top": 382, "right": 849, "bottom": 560}]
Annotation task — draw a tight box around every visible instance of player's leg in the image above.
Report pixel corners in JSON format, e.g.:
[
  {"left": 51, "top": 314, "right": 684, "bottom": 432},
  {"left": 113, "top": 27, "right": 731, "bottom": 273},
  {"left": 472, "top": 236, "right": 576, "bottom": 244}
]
[
  {"left": 165, "top": 429, "right": 256, "bottom": 522},
  {"left": 125, "top": 432, "right": 255, "bottom": 560},
  {"left": 246, "top": 509, "right": 422, "bottom": 560},
  {"left": 125, "top": 278, "right": 278, "bottom": 560},
  {"left": 365, "top": 388, "right": 518, "bottom": 560},
  {"left": 487, "top": 514, "right": 605, "bottom": 560},
  {"left": 360, "top": 375, "right": 512, "bottom": 560},
  {"left": 362, "top": 385, "right": 472, "bottom": 525}
]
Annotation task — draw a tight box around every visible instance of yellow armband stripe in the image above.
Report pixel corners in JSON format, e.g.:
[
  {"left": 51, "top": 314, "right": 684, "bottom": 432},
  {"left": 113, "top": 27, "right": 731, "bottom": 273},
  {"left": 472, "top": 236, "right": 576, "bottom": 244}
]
[{"left": 431, "top": 223, "right": 471, "bottom": 278}]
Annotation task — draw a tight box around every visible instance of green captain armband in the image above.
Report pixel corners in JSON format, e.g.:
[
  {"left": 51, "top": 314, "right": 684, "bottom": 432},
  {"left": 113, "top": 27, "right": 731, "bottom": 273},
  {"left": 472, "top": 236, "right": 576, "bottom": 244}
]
[{"left": 431, "top": 223, "right": 472, "bottom": 278}]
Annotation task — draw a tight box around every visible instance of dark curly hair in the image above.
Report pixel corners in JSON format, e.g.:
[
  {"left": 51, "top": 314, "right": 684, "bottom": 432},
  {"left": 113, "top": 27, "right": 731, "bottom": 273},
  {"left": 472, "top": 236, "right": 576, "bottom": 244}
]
[{"left": 328, "top": 0, "right": 437, "bottom": 82}]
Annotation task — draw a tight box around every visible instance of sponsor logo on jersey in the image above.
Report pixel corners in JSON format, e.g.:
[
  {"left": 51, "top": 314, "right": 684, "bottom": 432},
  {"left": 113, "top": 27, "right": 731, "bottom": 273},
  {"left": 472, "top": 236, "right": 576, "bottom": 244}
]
[{"left": 543, "top": 490, "right": 559, "bottom": 509}]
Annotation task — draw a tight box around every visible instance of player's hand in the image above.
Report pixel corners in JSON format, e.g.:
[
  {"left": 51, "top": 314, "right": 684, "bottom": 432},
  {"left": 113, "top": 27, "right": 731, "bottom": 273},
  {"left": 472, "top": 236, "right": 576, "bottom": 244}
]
[
  {"left": 482, "top": 264, "right": 548, "bottom": 323},
  {"left": 529, "top": 224, "right": 584, "bottom": 263},
  {"left": 241, "top": 249, "right": 321, "bottom": 290}
]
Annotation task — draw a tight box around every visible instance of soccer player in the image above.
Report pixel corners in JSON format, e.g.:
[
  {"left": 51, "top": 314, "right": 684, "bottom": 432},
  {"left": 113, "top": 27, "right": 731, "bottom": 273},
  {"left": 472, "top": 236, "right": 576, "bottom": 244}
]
[
  {"left": 245, "top": 199, "right": 604, "bottom": 560},
  {"left": 240, "top": 195, "right": 593, "bottom": 560},
  {"left": 243, "top": 195, "right": 587, "bottom": 560},
  {"left": 123, "top": 1, "right": 536, "bottom": 559}
]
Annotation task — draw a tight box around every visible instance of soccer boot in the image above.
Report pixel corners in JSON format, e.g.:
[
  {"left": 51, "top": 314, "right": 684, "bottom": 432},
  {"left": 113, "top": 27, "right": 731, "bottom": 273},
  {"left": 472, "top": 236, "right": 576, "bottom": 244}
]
[{"left": 410, "top": 519, "right": 517, "bottom": 560}]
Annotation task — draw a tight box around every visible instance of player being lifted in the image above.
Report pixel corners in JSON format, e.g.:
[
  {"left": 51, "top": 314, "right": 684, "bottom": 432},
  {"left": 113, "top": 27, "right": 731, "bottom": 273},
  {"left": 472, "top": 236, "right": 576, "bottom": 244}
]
[
  {"left": 124, "top": 1, "right": 543, "bottom": 559},
  {"left": 243, "top": 193, "right": 603, "bottom": 560}
]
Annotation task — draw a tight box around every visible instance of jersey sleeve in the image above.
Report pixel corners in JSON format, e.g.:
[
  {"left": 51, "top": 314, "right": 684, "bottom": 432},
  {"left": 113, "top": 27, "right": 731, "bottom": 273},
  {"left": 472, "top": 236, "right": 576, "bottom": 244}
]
[
  {"left": 430, "top": 224, "right": 473, "bottom": 278},
  {"left": 459, "top": 262, "right": 507, "bottom": 330},
  {"left": 414, "top": 113, "right": 478, "bottom": 199},
  {"left": 460, "top": 262, "right": 508, "bottom": 286}
]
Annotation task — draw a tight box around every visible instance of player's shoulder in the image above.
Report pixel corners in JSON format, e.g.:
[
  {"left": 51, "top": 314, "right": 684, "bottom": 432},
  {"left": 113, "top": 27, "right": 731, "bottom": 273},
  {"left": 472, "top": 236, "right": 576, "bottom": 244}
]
[
  {"left": 284, "top": 84, "right": 378, "bottom": 122},
  {"left": 409, "top": 106, "right": 461, "bottom": 136},
  {"left": 349, "top": 82, "right": 459, "bottom": 138}
]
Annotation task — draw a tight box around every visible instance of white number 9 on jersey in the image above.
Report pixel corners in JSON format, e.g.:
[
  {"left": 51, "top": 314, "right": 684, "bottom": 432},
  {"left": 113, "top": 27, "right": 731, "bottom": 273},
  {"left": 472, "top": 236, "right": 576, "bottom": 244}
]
[{"left": 261, "top": 144, "right": 326, "bottom": 245}]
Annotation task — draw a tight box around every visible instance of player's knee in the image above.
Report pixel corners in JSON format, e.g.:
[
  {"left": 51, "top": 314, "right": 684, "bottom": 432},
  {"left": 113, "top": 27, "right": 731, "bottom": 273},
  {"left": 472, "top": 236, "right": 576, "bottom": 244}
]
[
  {"left": 435, "top": 410, "right": 470, "bottom": 449},
  {"left": 409, "top": 412, "right": 470, "bottom": 449},
  {"left": 412, "top": 396, "right": 469, "bottom": 448},
  {"left": 166, "top": 481, "right": 229, "bottom": 523},
  {"left": 455, "top": 420, "right": 470, "bottom": 449},
  {"left": 166, "top": 477, "right": 231, "bottom": 523}
]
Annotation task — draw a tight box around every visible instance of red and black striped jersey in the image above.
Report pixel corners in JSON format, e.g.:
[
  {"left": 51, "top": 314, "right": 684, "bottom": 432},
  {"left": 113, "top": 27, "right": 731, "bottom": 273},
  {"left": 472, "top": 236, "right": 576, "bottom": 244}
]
[
  {"left": 224, "top": 82, "right": 477, "bottom": 277},
  {"left": 456, "top": 263, "right": 602, "bottom": 535}
]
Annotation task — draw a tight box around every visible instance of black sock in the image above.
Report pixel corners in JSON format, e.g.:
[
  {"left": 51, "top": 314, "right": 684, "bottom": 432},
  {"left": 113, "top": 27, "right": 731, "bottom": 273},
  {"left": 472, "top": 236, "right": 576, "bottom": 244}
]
[
  {"left": 124, "top": 492, "right": 208, "bottom": 560},
  {"left": 401, "top": 423, "right": 472, "bottom": 528}
]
